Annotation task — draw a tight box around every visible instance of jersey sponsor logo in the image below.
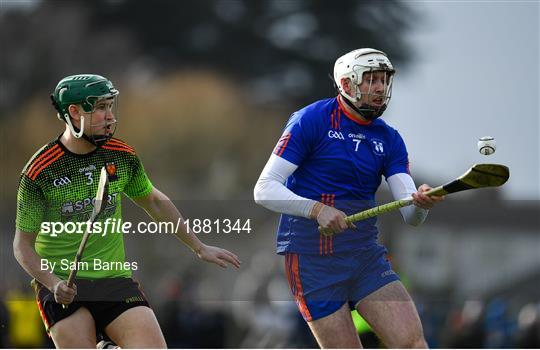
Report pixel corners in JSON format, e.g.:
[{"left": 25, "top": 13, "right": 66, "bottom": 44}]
[
  {"left": 60, "top": 193, "right": 119, "bottom": 219},
  {"left": 348, "top": 132, "right": 366, "bottom": 140},
  {"left": 62, "top": 201, "right": 74, "bottom": 214},
  {"left": 79, "top": 164, "right": 96, "bottom": 173},
  {"left": 328, "top": 130, "right": 345, "bottom": 140},
  {"left": 370, "top": 138, "right": 385, "bottom": 156},
  {"left": 53, "top": 176, "right": 72, "bottom": 187}
]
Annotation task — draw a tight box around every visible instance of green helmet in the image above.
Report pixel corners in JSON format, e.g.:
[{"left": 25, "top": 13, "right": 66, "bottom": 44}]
[
  {"left": 51, "top": 74, "right": 119, "bottom": 146},
  {"left": 51, "top": 74, "right": 119, "bottom": 118}
]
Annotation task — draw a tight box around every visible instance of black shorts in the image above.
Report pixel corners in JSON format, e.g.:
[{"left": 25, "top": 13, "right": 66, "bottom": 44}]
[{"left": 32, "top": 277, "right": 150, "bottom": 334}]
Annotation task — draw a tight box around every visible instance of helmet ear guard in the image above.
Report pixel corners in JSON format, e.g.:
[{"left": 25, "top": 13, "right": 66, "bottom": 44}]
[
  {"left": 51, "top": 92, "right": 86, "bottom": 139},
  {"left": 65, "top": 113, "right": 86, "bottom": 139}
]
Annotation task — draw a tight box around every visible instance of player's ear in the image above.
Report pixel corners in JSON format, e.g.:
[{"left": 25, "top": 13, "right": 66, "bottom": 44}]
[
  {"left": 340, "top": 77, "right": 352, "bottom": 95},
  {"left": 68, "top": 104, "right": 82, "bottom": 121}
]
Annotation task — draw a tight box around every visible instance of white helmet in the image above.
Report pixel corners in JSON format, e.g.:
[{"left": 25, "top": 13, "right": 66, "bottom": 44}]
[{"left": 333, "top": 48, "right": 395, "bottom": 119}]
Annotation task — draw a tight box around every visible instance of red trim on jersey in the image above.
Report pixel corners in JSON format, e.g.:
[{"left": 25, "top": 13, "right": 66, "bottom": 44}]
[
  {"left": 107, "top": 139, "right": 135, "bottom": 153},
  {"left": 325, "top": 234, "right": 330, "bottom": 255},
  {"left": 329, "top": 194, "right": 334, "bottom": 254},
  {"left": 26, "top": 144, "right": 61, "bottom": 178},
  {"left": 329, "top": 194, "right": 335, "bottom": 254},
  {"left": 320, "top": 194, "right": 325, "bottom": 255},
  {"left": 29, "top": 150, "right": 65, "bottom": 180},
  {"left": 330, "top": 108, "right": 342, "bottom": 130},
  {"left": 319, "top": 194, "right": 336, "bottom": 255},
  {"left": 279, "top": 135, "right": 291, "bottom": 156},
  {"left": 337, "top": 95, "right": 372, "bottom": 126},
  {"left": 104, "top": 142, "right": 135, "bottom": 153},
  {"left": 109, "top": 138, "right": 130, "bottom": 146},
  {"left": 274, "top": 133, "right": 291, "bottom": 157},
  {"left": 101, "top": 145, "right": 136, "bottom": 155},
  {"left": 105, "top": 139, "right": 135, "bottom": 152}
]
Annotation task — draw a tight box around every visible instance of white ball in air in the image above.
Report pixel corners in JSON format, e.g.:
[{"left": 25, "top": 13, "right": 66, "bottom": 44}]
[{"left": 478, "top": 136, "right": 496, "bottom": 155}]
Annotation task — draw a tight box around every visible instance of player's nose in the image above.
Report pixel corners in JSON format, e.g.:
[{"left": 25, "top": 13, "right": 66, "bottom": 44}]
[
  {"left": 106, "top": 109, "right": 115, "bottom": 120},
  {"left": 372, "top": 80, "right": 385, "bottom": 93}
]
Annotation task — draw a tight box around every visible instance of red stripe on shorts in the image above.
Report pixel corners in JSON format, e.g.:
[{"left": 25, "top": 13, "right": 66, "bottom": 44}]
[
  {"left": 36, "top": 299, "right": 51, "bottom": 332},
  {"left": 290, "top": 253, "right": 312, "bottom": 322}
]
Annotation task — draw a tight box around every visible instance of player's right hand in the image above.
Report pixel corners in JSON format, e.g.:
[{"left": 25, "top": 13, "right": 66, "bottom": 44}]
[
  {"left": 315, "top": 204, "right": 355, "bottom": 234},
  {"left": 53, "top": 280, "right": 77, "bottom": 305}
]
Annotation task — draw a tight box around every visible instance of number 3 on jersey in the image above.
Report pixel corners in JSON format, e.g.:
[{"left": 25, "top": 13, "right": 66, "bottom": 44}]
[{"left": 85, "top": 171, "right": 93, "bottom": 185}]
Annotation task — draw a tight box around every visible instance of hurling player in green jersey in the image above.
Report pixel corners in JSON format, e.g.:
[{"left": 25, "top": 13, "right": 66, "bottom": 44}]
[{"left": 14, "top": 74, "right": 241, "bottom": 348}]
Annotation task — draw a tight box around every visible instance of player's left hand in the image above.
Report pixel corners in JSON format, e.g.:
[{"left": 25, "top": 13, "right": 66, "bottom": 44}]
[
  {"left": 196, "top": 244, "right": 241, "bottom": 269},
  {"left": 412, "top": 184, "right": 445, "bottom": 209}
]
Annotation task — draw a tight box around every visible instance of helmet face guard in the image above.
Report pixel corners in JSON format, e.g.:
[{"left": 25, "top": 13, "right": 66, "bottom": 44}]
[
  {"left": 334, "top": 48, "right": 395, "bottom": 120},
  {"left": 51, "top": 74, "right": 119, "bottom": 146},
  {"left": 86, "top": 96, "right": 119, "bottom": 146},
  {"left": 351, "top": 67, "right": 394, "bottom": 120}
]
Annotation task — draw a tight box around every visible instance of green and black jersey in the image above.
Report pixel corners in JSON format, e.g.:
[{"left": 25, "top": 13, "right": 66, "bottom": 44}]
[{"left": 16, "top": 137, "right": 153, "bottom": 279}]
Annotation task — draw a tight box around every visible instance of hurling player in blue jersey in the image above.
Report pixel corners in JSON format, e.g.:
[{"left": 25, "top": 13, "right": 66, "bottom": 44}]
[{"left": 254, "top": 48, "right": 444, "bottom": 348}]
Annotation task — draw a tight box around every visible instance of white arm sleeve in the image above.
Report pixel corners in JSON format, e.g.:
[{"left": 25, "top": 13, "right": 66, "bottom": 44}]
[
  {"left": 253, "top": 154, "right": 317, "bottom": 218},
  {"left": 387, "top": 173, "right": 429, "bottom": 226}
]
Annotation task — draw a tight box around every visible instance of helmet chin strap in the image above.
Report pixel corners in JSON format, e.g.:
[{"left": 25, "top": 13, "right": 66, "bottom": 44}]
[
  {"left": 82, "top": 132, "right": 109, "bottom": 147},
  {"left": 66, "top": 115, "right": 110, "bottom": 147},
  {"left": 340, "top": 94, "right": 387, "bottom": 121}
]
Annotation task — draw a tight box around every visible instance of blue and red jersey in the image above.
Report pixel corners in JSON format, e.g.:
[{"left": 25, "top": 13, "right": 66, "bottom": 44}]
[{"left": 274, "top": 96, "right": 410, "bottom": 255}]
